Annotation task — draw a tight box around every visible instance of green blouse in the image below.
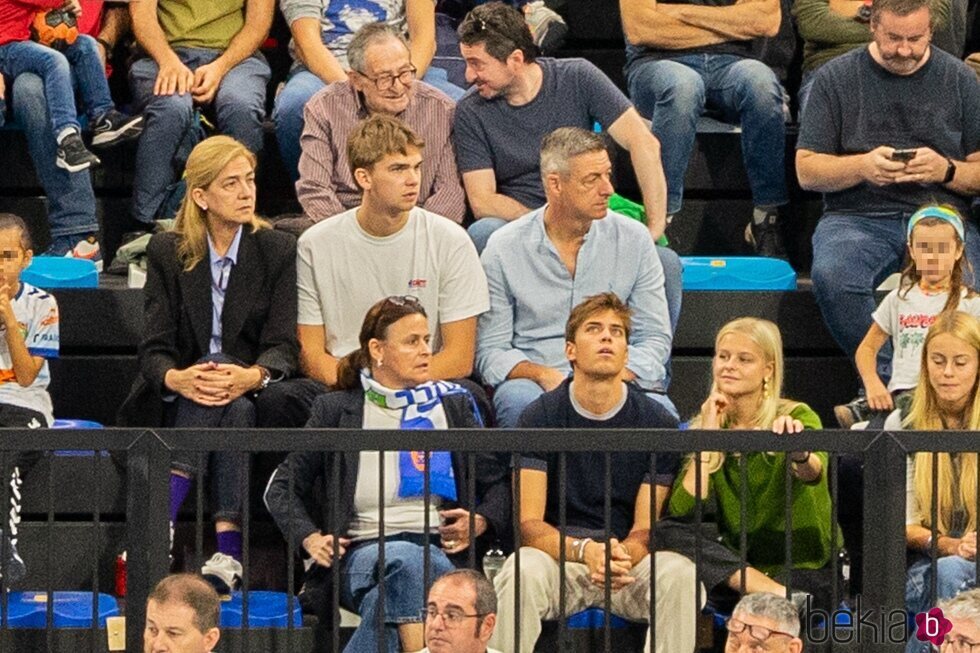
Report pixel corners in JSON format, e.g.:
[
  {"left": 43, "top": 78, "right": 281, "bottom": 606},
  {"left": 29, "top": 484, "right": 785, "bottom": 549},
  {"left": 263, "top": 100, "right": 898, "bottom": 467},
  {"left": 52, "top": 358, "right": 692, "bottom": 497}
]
[{"left": 668, "top": 403, "right": 842, "bottom": 575}]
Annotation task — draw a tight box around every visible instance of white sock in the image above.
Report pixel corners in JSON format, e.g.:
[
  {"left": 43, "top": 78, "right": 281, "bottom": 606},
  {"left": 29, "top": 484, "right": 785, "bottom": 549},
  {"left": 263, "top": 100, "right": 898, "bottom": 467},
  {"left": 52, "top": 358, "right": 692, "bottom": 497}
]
[{"left": 56, "top": 127, "right": 78, "bottom": 145}]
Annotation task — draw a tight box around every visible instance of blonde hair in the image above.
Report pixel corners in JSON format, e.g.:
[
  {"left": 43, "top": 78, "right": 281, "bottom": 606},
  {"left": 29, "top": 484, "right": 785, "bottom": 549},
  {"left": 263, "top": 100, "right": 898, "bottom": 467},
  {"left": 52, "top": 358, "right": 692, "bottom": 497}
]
[
  {"left": 172, "top": 136, "right": 268, "bottom": 271},
  {"left": 689, "top": 318, "right": 798, "bottom": 472},
  {"left": 906, "top": 311, "right": 980, "bottom": 535}
]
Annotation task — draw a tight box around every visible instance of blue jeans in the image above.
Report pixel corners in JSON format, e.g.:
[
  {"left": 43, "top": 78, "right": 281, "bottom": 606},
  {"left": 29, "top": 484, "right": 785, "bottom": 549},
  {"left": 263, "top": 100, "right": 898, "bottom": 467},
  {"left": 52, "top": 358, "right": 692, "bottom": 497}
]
[
  {"left": 130, "top": 48, "right": 269, "bottom": 224},
  {"left": 340, "top": 538, "right": 454, "bottom": 653},
  {"left": 273, "top": 66, "right": 464, "bottom": 181},
  {"left": 627, "top": 54, "right": 787, "bottom": 216},
  {"left": 10, "top": 73, "right": 98, "bottom": 239},
  {"left": 0, "top": 35, "right": 113, "bottom": 138},
  {"left": 905, "top": 554, "right": 976, "bottom": 621},
  {"left": 493, "top": 378, "right": 679, "bottom": 428},
  {"left": 812, "top": 213, "right": 980, "bottom": 358}
]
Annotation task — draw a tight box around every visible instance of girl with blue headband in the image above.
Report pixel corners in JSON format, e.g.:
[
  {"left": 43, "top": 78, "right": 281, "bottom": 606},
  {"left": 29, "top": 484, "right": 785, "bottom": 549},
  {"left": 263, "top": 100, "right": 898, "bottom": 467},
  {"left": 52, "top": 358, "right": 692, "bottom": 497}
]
[{"left": 837, "top": 205, "right": 980, "bottom": 427}]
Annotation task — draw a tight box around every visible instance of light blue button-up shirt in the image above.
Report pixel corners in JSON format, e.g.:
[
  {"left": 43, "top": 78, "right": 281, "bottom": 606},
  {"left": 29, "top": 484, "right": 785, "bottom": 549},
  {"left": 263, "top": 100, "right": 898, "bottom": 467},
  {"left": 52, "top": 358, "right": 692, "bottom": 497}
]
[
  {"left": 475, "top": 207, "right": 671, "bottom": 390},
  {"left": 207, "top": 226, "right": 243, "bottom": 354}
]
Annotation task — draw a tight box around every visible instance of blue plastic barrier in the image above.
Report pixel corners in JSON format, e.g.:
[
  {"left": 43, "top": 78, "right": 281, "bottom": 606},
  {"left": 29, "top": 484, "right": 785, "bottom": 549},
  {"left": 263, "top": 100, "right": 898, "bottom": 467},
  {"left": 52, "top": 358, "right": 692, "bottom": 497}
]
[
  {"left": 2, "top": 591, "right": 119, "bottom": 628},
  {"left": 22, "top": 258, "right": 98, "bottom": 290},
  {"left": 681, "top": 257, "right": 797, "bottom": 291},
  {"left": 219, "top": 591, "right": 303, "bottom": 628}
]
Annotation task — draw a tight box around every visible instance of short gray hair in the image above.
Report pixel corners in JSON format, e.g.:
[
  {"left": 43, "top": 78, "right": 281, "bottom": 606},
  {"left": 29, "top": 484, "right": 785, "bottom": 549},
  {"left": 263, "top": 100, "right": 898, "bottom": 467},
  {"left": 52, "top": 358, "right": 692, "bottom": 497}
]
[
  {"left": 348, "top": 22, "right": 409, "bottom": 73},
  {"left": 539, "top": 127, "right": 608, "bottom": 180},
  {"left": 940, "top": 588, "right": 980, "bottom": 628},
  {"left": 732, "top": 593, "right": 801, "bottom": 638}
]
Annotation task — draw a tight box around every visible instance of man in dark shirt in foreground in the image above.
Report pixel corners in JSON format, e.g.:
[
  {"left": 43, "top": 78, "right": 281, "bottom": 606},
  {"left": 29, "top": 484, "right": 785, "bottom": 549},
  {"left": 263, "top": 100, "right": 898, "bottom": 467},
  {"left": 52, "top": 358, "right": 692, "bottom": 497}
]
[{"left": 490, "top": 292, "right": 701, "bottom": 653}]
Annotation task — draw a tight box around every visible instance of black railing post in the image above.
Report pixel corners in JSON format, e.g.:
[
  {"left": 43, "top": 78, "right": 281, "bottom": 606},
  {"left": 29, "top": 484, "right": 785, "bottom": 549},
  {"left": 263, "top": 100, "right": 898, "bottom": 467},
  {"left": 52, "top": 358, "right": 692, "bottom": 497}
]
[
  {"left": 862, "top": 431, "right": 907, "bottom": 652},
  {"left": 126, "top": 429, "right": 172, "bottom": 653}
]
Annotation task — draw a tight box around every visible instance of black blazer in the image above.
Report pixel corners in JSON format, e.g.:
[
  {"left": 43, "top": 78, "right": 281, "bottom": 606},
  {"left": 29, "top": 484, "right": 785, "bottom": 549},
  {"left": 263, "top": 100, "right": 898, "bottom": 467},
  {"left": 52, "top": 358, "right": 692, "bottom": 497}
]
[
  {"left": 263, "top": 389, "right": 511, "bottom": 552},
  {"left": 117, "top": 228, "right": 299, "bottom": 426}
]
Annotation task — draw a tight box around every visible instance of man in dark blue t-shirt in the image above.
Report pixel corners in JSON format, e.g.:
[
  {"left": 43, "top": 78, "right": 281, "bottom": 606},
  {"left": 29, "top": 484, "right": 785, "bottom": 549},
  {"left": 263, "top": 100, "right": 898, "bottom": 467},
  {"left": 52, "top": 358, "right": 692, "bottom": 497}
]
[
  {"left": 796, "top": 0, "right": 980, "bottom": 363},
  {"left": 488, "top": 292, "right": 700, "bottom": 653},
  {"left": 621, "top": 0, "right": 789, "bottom": 258},
  {"left": 452, "top": 2, "right": 669, "bottom": 251}
]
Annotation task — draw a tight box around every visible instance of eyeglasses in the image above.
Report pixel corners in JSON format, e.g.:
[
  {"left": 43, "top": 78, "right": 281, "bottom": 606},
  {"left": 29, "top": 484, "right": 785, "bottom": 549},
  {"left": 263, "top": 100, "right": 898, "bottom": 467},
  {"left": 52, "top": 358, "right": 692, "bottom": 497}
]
[
  {"left": 421, "top": 607, "right": 486, "bottom": 627},
  {"left": 355, "top": 65, "right": 417, "bottom": 91},
  {"left": 726, "top": 617, "right": 796, "bottom": 642},
  {"left": 938, "top": 636, "right": 980, "bottom": 653}
]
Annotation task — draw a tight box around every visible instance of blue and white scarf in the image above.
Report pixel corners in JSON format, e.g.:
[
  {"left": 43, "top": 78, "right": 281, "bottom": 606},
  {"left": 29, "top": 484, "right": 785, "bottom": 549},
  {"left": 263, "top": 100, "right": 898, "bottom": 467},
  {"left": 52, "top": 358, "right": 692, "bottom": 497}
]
[{"left": 360, "top": 373, "right": 483, "bottom": 501}]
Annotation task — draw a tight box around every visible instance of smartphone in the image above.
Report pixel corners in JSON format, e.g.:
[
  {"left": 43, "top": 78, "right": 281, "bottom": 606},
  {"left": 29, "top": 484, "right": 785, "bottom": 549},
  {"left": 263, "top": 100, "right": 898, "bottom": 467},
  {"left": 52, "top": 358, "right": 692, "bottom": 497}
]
[{"left": 891, "top": 148, "right": 917, "bottom": 162}]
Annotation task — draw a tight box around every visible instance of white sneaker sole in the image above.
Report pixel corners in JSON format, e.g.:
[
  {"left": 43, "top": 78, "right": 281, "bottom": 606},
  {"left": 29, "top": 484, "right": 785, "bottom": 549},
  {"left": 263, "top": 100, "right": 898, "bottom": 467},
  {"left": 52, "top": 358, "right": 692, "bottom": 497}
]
[
  {"left": 55, "top": 157, "right": 98, "bottom": 173},
  {"left": 91, "top": 116, "right": 144, "bottom": 146}
]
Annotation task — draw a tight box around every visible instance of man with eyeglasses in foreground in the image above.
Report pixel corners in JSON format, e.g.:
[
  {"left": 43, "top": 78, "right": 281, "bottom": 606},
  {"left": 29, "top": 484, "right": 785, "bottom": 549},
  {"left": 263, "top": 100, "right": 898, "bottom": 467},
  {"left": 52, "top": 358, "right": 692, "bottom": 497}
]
[
  {"left": 278, "top": 22, "right": 466, "bottom": 235},
  {"left": 725, "top": 592, "right": 804, "bottom": 653},
  {"left": 421, "top": 569, "right": 502, "bottom": 653},
  {"left": 907, "top": 588, "right": 980, "bottom": 653}
]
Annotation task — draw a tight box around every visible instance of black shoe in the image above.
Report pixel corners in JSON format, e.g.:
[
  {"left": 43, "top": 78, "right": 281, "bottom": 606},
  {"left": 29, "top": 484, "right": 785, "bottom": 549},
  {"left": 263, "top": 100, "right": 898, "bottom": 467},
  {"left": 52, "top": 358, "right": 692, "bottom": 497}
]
[
  {"left": 56, "top": 132, "right": 101, "bottom": 172},
  {"left": 834, "top": 397, "right": 871, "bottom": 429},
  {"left": 746, "top": 211, "right": 788, "bottom": 260},
  {"left": 91, "top": 110, "right": 143, "bottom": 147}
]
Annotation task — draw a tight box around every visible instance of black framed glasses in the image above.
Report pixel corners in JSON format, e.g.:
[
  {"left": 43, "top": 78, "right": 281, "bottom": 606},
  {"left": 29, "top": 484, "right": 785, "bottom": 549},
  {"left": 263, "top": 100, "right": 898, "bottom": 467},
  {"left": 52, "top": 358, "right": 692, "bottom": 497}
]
[
  {"left": 420, "top": 607, "right": 486, "bottom": 627},
  {"left": 355, "top": 65, "right": 417, "bottom": 91},
  {"left": 726, "top": 617, "right": 796, "bottom": 642}
]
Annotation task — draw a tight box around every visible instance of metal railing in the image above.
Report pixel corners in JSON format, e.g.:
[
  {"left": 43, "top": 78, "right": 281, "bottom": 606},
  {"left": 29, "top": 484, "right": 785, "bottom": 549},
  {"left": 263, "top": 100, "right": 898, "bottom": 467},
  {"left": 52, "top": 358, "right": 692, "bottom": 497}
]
[{"left": 0, "top": 427, "right": 969, "bottom": 652}]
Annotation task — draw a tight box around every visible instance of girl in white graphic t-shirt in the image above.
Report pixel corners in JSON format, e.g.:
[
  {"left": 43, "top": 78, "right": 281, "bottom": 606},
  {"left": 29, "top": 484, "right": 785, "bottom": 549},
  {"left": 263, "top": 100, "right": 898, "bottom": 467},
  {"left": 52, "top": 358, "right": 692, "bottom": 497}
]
[{"left": 837, "top": 205, "right": 980, "bottom": 427}]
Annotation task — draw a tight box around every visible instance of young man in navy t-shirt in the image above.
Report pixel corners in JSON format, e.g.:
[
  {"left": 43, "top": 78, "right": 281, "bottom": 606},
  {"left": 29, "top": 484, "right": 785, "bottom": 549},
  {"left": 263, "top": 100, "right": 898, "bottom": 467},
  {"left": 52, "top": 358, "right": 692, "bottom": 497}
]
[{"left": 489, "top": 292, "right": 701, "bottom": 653}]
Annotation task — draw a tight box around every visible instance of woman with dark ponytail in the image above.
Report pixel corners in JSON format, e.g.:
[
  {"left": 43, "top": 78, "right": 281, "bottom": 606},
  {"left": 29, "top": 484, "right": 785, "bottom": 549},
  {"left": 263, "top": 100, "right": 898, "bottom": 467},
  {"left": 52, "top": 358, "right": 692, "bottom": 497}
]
[{"left": 264, "top": 296, "right": 510, "bottom": 653}]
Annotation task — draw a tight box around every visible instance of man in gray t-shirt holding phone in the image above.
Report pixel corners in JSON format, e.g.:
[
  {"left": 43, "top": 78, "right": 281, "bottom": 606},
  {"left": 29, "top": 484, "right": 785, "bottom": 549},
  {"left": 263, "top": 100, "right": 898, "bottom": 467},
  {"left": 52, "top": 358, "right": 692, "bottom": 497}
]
[{"left": 796, "top": 0, "right": 980, "bottom": 366}]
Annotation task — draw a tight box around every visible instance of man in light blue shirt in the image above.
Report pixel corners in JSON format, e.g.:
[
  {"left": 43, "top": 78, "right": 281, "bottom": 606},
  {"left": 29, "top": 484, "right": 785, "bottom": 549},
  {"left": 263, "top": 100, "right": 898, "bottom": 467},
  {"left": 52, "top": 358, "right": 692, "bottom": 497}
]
[{"left": 477, "top": 127, "right": 673, "bottom": 427}]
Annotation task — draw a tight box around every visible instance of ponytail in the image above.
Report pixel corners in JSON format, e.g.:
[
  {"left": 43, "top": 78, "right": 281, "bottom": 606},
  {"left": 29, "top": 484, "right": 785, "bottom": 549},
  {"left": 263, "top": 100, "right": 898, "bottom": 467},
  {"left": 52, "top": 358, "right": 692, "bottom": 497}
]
[{"left": 335, "top": 350, "right": 369, "bottom": 391}]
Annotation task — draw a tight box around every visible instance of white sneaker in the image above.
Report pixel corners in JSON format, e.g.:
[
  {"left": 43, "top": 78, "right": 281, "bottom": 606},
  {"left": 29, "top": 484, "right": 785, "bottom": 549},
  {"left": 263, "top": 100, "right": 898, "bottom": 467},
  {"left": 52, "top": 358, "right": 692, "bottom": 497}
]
[
  {"left": 201, "top": 552, "right": 242, "bottom": 595},
  {"left": 65, "top": 236, "right": 103, "bottom": 272}
]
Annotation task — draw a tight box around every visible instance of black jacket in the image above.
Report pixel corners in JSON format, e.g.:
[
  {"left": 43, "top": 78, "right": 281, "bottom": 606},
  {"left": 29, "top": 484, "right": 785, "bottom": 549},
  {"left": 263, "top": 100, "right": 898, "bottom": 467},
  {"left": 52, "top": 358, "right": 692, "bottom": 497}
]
[
  {"left": 263, "top": 388, "right": 511, "bottom": 552},
  {"left": 117, "top": 228, "right": 299, "bottom": 426}
]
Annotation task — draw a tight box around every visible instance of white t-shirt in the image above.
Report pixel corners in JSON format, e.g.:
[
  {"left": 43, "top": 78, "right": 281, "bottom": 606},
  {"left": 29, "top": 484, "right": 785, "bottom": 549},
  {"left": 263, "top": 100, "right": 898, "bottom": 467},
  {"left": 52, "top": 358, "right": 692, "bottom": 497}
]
[
  {"left": 296, "top": 207, "right": 489, "bottom": 357},
  {"left": 873, "top": 286, "right": 980, "bottom": 391},
  {"left": 0, "top": 283, "right": 58, "bottom": 425},
  {"left": 348, "top": 400, "right": 444, "bottom": 541}
]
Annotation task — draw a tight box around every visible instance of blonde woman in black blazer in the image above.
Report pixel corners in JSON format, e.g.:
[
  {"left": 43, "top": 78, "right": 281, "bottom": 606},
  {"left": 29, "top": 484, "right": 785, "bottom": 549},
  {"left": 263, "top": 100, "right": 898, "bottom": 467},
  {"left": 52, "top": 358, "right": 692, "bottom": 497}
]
[{"left": 119, "top": 136, "right": 300, "bottom": 593}]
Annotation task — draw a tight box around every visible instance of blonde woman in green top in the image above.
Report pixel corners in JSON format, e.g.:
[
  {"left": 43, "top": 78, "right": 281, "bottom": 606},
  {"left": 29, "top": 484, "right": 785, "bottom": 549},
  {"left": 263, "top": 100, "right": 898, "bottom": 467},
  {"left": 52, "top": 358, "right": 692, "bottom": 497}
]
[{"left": 667, "top": 317, "right": 838, "bottom": 602}]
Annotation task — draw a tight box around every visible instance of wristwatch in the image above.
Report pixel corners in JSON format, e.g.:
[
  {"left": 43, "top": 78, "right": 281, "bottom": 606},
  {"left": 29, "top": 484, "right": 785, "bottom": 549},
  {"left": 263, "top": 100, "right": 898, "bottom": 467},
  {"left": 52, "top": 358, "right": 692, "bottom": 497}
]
[
  {"left": 253, "top": 366, "right": 271, "bottom": 393},
  {"left": 943, "top": 158, "right": 957, "bottom": 184},
  {"left": 857, "top": 0, "right": 872, "bottom": 22}
]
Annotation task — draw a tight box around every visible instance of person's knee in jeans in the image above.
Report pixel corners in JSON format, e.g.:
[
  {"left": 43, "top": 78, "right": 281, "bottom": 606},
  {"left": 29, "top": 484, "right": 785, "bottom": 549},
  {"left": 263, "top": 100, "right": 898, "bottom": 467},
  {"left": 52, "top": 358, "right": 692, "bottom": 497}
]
[{"left": 492, "top": 378, "right": 546, "bottom": 427}]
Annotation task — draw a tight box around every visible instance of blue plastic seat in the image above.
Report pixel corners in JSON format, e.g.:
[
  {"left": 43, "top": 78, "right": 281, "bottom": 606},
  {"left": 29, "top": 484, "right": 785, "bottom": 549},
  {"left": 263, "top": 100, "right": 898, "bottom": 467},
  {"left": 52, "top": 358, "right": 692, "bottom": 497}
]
[
  {"left": 566, "top": 607, "right": 631, "bottom": 629},
  {"left": 219, "top": 591, "right": 302, "bottom": 628},
  {"left": 1, "top": 591, "right": 119, "bottom": 628},
  {"left": 51, "top": 420, "right": 105, "bottom": 456},
  {"left": 680, "top": 256, "right": 797, "bottom": 291},
  {"left": 22, "top": 258, "right": 98, "bottom": 289}
]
